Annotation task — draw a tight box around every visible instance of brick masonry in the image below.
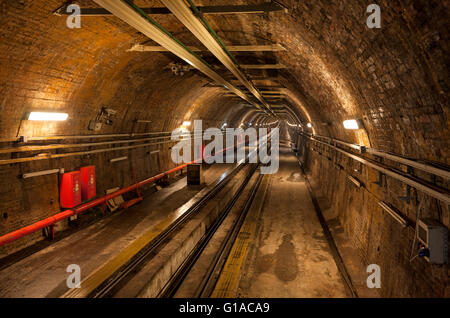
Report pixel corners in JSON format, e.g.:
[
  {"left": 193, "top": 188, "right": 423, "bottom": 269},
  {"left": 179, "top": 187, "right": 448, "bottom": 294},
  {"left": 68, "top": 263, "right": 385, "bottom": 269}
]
[{"left": 0, "top": 0, "right": 448, "bottom": 297}]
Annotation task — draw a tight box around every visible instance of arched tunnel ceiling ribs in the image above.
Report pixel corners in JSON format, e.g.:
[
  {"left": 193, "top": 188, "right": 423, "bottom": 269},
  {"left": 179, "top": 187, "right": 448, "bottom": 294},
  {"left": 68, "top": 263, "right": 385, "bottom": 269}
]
[{"left": 0, "top": 0, "right": 447, "bottom": 163}]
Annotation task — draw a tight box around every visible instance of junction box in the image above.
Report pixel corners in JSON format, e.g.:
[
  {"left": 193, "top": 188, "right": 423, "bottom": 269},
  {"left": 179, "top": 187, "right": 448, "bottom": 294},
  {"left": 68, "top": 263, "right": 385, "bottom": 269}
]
[
  {"left": 79, "top": 165, "right": 96, "bottom": 201},
  {"left": 60, "top": 171, "right": 81, "bottom": 208}
]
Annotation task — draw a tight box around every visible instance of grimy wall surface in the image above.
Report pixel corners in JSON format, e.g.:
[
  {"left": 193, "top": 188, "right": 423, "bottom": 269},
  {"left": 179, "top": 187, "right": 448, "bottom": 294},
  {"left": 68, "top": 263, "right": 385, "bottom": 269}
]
[{"left": 0, "top": 0, "right": 448, "bottom": 297}]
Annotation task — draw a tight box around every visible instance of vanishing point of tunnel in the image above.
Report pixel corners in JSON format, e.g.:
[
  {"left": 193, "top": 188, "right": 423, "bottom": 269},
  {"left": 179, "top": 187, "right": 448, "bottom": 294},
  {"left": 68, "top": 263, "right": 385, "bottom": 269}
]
[{"left": 0, "top": 0, "right": 448, "bottom": 304}]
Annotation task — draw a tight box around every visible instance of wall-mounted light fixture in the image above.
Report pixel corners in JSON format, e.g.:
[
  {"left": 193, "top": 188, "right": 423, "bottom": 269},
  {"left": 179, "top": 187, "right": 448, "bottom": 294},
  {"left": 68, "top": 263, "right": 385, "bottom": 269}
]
[
  {"left": 28, "top": 112, "right": 68, "bottom": 121},
  {"left": 343, "top": 119, "right": 362, "bottom": 130},
  {"left": 307, "top": 123, "right": 312, "bottom": 128}
]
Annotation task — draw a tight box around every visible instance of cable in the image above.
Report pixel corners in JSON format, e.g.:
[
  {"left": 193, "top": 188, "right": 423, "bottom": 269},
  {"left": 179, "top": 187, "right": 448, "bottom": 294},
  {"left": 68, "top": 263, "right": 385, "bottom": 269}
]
[{"left": 409, "top": 198, "right": 424, "bottom": 262}]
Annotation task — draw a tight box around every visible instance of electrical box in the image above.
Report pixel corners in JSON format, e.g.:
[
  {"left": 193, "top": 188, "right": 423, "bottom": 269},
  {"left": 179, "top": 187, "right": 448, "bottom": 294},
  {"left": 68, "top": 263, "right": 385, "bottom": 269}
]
[
  {"left": 417, "top": 218, "right": 448, "bottom": 264},
  {"left": 60, "top": 171, "right": 81, "bottom": 208},
  {"left": 79, "top": 165, "right": 96, "bottom": 201}
]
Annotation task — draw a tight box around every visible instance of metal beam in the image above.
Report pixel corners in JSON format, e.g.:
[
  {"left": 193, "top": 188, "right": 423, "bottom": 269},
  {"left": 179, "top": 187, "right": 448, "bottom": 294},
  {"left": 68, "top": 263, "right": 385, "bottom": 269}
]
[
  {"left": 127, "top": 43, "right": 286, "bottom": 52},
  {"left": 161, "top": 0, "right": 275, "bottom": 116},
  {"left": 234, "top": 64, "right": 286, "bottom": 69},
  {"left": 55, "top": 2, "right": 287, "bottom": 16},
  {"left": 302, "top": 133, "right": 450, "bottom": 205},
  {"left": 92, "top": 0, "right": 268, "bottom": 114}
]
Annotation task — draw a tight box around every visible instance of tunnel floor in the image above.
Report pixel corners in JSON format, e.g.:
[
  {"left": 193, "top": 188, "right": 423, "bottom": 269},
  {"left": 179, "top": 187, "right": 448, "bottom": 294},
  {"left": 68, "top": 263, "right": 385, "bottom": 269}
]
[
  {"left": 0, "top": 164, "right": 232, "bottom": 298},
  {"left": 235, "top": 147, "right": 348, "bottom": 297},
  {"left": 0, "top": 133, "right": 379, "bottom": 298}
]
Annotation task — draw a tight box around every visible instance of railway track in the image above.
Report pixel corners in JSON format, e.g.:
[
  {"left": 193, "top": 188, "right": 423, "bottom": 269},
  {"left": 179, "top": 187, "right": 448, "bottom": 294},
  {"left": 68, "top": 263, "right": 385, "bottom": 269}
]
[
  {"left": 158, "top": 170, "right": 264, "bottom": 298},
  {"left": 62, "top": 151, "right": 267, "bottom": 298}
]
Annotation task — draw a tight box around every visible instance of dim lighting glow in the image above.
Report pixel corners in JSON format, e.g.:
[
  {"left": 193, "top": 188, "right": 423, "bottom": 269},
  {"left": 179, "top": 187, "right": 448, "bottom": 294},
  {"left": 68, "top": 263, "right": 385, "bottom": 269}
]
[
  {"left": 28, "top": 112, "right": 68, "bottom": 121},
  {"left": 343, "top": 119, "right": 360, "bottom": 130}
]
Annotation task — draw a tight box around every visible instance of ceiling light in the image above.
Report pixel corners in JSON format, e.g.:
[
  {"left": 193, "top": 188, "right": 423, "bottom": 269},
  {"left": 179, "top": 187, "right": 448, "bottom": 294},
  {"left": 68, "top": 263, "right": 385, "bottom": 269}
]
[
  {"left": 28, "top": 112, "right": 68, "bottom": 121},
  {"left": 182, "top": 121, "right": 191, "bottom": 126},
  {"left": 343, "top": 119, "right": 360, "bottom": 130},
  {"left": 307, "top": 123, "right": 312, "bottom": 128}
]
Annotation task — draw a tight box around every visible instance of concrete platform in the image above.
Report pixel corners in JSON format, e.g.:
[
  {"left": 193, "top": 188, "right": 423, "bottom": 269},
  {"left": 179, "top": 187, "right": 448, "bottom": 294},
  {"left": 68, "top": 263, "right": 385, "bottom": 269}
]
[
  {"left": 235, "top": 146, "right": 349, "bottom": 297},
  {"left": 0, "top": 164, "right": 232, "bottom": 298}
]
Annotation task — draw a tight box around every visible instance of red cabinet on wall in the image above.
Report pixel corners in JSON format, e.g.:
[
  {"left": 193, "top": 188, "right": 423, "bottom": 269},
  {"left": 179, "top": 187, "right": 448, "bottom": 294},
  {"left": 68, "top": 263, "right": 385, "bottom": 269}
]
[
  {"left": 60, "top": 171, "right": 81, "bottom": 208},
  {"left": 79, "top": 165, "right": 96, "bottom": 201}
]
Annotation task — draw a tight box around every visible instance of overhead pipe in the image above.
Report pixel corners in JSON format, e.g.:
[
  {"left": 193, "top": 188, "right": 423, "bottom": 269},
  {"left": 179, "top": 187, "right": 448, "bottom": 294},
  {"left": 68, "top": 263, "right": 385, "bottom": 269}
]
[
  {"left": 161, "top": 0, "right": 276, "bottom": 116},
  {"left": 307, "top": 133, "right": 450, "bottom": 179},
  {"left": 0, "top": 135, "right": 200, "bottom": 166},
  {"left": 0, "top": 130, "right": 173, "bottom": 143},
  {"left": 0, "top": 130, "right": 277, "bottom": 247},
  {"left": 0, "top": 162, "right": 192, "bottom": 247},
  {"left": 301, "top": 133, "right": 450, "bottom": 205},
  {"left": 92, "top": 0, "right": 270, "bottom": 116}
]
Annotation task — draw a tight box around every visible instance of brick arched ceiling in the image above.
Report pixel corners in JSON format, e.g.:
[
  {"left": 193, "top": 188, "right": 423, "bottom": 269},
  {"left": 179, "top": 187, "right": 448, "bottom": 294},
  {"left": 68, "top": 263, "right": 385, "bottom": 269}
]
[{"left": 0, "top": 0, "right": 447, "bottom": 162}]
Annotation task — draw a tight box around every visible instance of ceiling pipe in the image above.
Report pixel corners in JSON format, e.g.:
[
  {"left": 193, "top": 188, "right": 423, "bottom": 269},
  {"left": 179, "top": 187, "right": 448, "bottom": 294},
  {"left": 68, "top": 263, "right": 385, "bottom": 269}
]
[
  {"left": 0, "top": 139, "right": 250, "bottom": 247},
  {"left": 160, "top": 0, "right": 276, "bottom": 117},
  {"left": 92, "top": 0, "right": 270, "bottom": 116},
  {"left": 0, "top": 162, "right": 191, "bottom": 247}
]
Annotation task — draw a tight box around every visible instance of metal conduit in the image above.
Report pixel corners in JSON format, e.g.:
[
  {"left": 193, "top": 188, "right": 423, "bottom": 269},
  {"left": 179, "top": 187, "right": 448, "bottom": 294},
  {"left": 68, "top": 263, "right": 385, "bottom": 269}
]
[
  {"left": 0, "top": 130, "right": 276, "bottom": 247},
  {"left": 300, "top": 133, "right": 450, "bottom": 205},
  {"left": 92, "top": 0, "right": 269, "bottom": 115},
  {"left": 162, "top": 0, "right": 276, "bottom": 116},
  {"left": 304, "top": 133, "right": 450, "bottom": 179},
  {"left": 0, "top": 136, "right": 202, "bottom": 166}
]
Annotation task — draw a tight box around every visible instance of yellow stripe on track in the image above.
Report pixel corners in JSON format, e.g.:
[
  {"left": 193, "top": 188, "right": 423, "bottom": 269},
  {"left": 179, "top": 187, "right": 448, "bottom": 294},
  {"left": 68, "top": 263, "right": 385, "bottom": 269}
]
[
  {"left": 62, "top": 207, "right": 192, "bottom": 298},
  {"left": 211, "top": 174, "right": 270, "bottom": 298}
]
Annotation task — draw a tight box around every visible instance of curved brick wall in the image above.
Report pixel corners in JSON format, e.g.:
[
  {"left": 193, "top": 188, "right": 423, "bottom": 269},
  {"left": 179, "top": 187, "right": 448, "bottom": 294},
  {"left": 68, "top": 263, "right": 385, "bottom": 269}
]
[{"left": 0, "top": 0, "right": 448, "bottom": 296}]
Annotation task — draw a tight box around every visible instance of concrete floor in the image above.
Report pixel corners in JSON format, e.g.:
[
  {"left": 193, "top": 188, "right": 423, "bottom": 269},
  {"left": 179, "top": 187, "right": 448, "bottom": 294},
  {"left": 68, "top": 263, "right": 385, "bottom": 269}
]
[
  {"left": 235, "top": 126, "right": 349, "bottom": 297},
  {"left": 0, "top": 164, "right": 231, "bottom": 298}
]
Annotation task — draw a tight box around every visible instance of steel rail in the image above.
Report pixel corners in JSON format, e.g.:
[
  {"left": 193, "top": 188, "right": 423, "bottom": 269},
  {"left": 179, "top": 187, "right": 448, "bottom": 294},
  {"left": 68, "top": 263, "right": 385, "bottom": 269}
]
[
  {"left": 157, "top": 165, "right": 260, "bottom": 298},
  {"left": 68, "top": 140, "right": 264, "bottom": 298},
  {"left": 90, "top": 162, "right": 250, "bottom": 298},
  {"left": 55, "top": 2, "right": 286, "bottom": 16},
  {"left": 128, "top": 44, "right": 286, "bottom": 52},
  {"left": 0, "top": 131, "right": 174, "bottom": 143},
  {"left": 0, "top": 135, "right": 173, "bottom": 154},
  {"left": 301, "top": 133, "right": 450, "bottom": 205},
  {"left": 92, "top": 0, "right": 269, "bottom": 115},
  {"left": 305, "top": 133, "right": 450, "bottom": 179},
  {"left": 195, "top": 172, "right": 264, "bottom": 298},
  {"left": 0, "top": 131, "right": 258, "bottom": 247},
  {"left": 0, "top": 136, "right": 198, "bottom": 166}
]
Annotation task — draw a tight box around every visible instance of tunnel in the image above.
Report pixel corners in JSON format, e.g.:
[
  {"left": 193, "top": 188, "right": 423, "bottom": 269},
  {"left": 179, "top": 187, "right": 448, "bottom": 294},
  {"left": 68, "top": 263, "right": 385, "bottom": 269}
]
[{"left": 0, "top": 0, "right": 448, "bottom": 305}]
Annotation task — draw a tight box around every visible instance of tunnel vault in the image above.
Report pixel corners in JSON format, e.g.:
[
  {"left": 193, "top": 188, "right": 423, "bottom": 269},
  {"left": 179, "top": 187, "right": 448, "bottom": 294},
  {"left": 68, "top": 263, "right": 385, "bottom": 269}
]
[{"left": 0, "top": 0, "right": 448, "bottom": 298}]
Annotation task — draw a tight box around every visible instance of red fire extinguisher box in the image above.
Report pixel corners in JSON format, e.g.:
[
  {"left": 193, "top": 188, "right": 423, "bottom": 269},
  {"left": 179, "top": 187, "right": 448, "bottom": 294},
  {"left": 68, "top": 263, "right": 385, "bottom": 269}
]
[
  {"left": 79, "top": 166, "right": 96, "bottom": 201},
  {"left": 60, "top": 171, "right": 81, "bottom": 208}
]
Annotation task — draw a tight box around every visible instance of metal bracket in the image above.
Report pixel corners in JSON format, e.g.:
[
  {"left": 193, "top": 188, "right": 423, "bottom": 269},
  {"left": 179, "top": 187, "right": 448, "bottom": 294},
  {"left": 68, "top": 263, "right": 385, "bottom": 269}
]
[
  {"left": 373, "top": 171, "right": 384, "bottom": 187},
  {"left": 43, "top": 224, "right": 55, "bottom": 241},
  {"left": 398, "top": 185, "right": 411, "bottom": 204},
  {"left": 52, "top": 1, "right": 72, "bottom": 16},
  {"left": 360, "top": 146, "right": 366, "bottom": 154}
]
